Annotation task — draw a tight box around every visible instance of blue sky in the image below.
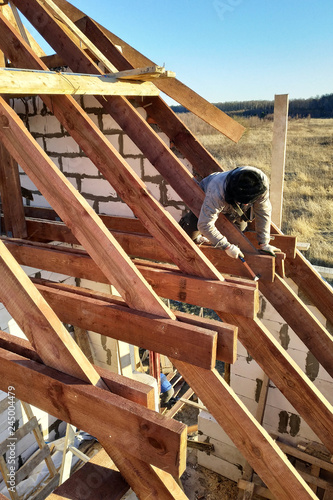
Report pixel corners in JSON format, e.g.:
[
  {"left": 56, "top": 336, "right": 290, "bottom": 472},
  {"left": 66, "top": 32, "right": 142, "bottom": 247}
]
[{"left": 24, "top": 0, "right": 333, "bottom": 104}]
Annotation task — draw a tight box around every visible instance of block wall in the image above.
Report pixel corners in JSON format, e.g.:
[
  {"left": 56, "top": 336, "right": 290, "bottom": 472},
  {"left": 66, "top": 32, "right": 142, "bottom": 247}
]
[
  {"left": 11, "top": 95, "right": 188, "bottom": 222},
  {"left": 198, "top": 277, "right": 333, "bottom": 481}
]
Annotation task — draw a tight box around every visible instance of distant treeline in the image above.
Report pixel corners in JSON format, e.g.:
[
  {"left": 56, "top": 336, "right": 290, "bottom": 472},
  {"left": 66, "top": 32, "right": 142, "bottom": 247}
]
[{"left": 171, "top": 93, "right": 333, "bottom": 119}]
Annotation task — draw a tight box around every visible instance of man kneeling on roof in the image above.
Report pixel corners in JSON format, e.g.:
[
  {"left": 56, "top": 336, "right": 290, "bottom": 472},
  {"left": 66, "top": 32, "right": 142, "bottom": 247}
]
[{"left": 180, "top": 166, "right": 280, "bottom": 258}]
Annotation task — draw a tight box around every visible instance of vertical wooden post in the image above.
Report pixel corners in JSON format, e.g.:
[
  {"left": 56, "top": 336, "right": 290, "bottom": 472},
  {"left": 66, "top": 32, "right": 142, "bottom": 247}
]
[
  {"left": 0, "top": 143, "right": 27, "bottom": 238},
  {"left": 270, "top": 94, "right": 289, "bottom": 228}
]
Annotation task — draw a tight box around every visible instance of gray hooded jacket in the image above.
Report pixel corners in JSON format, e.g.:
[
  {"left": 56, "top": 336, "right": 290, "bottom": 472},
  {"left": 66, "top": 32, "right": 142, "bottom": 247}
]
[{"left": 198, "top": 167, "right": 272, "bottom": 248}]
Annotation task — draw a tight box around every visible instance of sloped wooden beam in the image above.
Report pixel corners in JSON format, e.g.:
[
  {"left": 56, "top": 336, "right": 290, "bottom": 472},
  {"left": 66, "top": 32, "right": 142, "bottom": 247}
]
[
  {"left": 0, "top": 68, "right": 161, "bottom": 96},
  {"left": 0, "top": 3, "right": 46, "bottom": 56},
  {"left": 0, "top": 330, "right": 154, "bottom": 409},
  {"left": 3, "top": 236, "right": 259, "bottom": 319},
  {"left": 0, "top": 348, "right": 187, "bottom": 476},
  {"left": 0, "top": 96, "right": 173, "bottom": 319},
  {"left": 74, "top": 15, "right": 222, "bottom": 174},
  {"left": 0, "top": 10, "right": 224, "bottom": 282},
  {"left": 0, "top": 143, "right": 27, "bottom": 238},
  {"left": 0, "top": 238, "right": 107, "bottom": 383},
  {"left": 173, "top": 360, "right": 317, "bottom": 500},
  {"left": 220, "top": 312, "right": 333, "bottom": 453},
  {"left": 259, "top": 275, "right": 333, "bottom": 378},
  {"left": 50, "top": 0, "right": 245, "bottom": 142}
]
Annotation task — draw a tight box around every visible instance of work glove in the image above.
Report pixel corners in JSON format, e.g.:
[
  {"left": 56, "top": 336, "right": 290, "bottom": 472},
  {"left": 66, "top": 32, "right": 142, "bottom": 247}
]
[
  {"left": 224, "top": 244, "right": 244, "bottom": 259},
  {"left": 259, "top": 243, "right": 281, "bottom": 256}
]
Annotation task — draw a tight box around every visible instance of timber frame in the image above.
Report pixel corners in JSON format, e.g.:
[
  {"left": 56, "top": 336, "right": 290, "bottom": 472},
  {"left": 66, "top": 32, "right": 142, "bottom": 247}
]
[{"left": 0, "top": 1, "right": 332, "bottom": 499}]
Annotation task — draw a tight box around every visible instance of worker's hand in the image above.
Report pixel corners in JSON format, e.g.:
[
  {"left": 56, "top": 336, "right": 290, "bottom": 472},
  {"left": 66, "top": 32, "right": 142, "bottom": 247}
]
[
  {"left": 225, "top": 244, "right": 244, "bottom": 259},
  {"left": 259, "top": 243, "right": 281, "bottom": 256}
]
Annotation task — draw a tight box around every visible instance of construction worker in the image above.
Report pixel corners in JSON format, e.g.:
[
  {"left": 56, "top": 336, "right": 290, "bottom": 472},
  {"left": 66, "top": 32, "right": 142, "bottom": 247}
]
[
  {"left": 160, "top": 373, "right": 175, "bottom": 405},
  {"left": 180, "top": 166, "right": 280, "bottom": 258}
]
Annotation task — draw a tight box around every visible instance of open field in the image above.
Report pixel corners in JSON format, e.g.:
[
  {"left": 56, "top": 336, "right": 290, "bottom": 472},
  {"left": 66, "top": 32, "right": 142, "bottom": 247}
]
[{"left": 177, "top": 114, "right": 333, "bottom": 269}]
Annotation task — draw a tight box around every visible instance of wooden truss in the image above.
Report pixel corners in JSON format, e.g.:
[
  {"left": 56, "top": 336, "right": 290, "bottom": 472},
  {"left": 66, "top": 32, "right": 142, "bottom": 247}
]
[{"left": 0, "top": 1, "right": 331, "bottom": 499}]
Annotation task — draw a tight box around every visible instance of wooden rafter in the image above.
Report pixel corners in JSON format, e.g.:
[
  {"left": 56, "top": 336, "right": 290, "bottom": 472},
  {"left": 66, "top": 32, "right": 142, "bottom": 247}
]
[
  {"left": 0, "top": 9, "right": 224, "bottom": 281},
  {"left": 50, "top": 0, "right": 245, "bottom": 142},
  {"left": 0, "top": 347, "right": 186, "bottom": 476},
  {"left": 0, "top": 95, "right": 174, "bottom": 318}
]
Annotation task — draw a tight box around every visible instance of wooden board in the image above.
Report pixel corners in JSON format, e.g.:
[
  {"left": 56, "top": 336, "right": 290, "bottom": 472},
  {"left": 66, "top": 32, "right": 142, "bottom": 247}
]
[
  {"left": 220, "top": 313, "right": 333, "bottom": 454},
  {"left": 0, "top": 94, "right": 174, "bottom": 319},
  {"left": 0, "top": 10, "right": 223, "bottom": 282},
  {"left": 0, "top": 143, "right": 27, "bottom": 238},
  {"left": 34, "top": 281, "right": 218, "bottom": 369},
  {"left": 49, "top": 449, "right": 130, "bottom": 500},
  {"left": 0, "top": 347, "right": 187, "bottom": 476},
  {"left": 50, "top": 1, "right": 245, "bottom": 142},
  {"left": 173, "top": 360, "right": 317, "bottom": 500},
  {"left": 0, "top": 68, "right": 161, "bottom": 96},
  {"left": 22, "top": 219, "right": 275, "bottom": 282},
  {"left": 3, "top": 235, "right": 259, "bottom": 319}
]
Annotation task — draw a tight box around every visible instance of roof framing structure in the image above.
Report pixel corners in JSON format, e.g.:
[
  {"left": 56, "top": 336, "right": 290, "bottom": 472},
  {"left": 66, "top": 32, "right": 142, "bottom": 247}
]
[{"left": 0, "top": 1, "right": 332, "bottom": 499}]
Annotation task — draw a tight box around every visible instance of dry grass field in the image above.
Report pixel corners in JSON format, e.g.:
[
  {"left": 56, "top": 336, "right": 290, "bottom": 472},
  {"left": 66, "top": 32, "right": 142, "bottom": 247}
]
[{"left": 177, "top": 113, "right": 333, "bottom": 269}]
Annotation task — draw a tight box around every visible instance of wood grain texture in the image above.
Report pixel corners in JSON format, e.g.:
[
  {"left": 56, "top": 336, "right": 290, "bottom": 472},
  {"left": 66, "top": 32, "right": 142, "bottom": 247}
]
[
  {"left": 0, "top": 347, "right": 187, "bottom": 476},
  {"left": 4, "top": 235, "right": 259, "bottom": 319},
  {"left": 220, "top": 313, "right": 333, "bottom": 453},
  {"left": 2, "top": 5, "right": 223, "bottom": 281},
  {"left": 173, "top": 360, "right": 317, "bottom": 500},
  {"left": 0, "top": 94, "right": 173, "bottom": 318},
  {"left": 34, "top": 281, "right": 218, "bottom": 369}
]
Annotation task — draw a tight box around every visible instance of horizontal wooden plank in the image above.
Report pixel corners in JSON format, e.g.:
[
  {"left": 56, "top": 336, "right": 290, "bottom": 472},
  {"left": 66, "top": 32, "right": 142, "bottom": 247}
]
[
  {"left": 49, "top": 449, "right": 130, "bottom": 500},
  {"left": 244, "top": 230, "right": 297, "bottom": 259},
  {"left": 33, "top": 281, "right": 218, "bottom": 369},
  {"left": 35, "top": 279, "right": 235, "bottom": 364},
  {"left": 0, "top": 330, "right": 155, "bottom": 410},
  {"left": 0, "top": 347, "right": 187, "bottom": 476},
  {"left": 3, "top": 235, "right": 259, "bottom": 318},
  {"left": 0, "top": 68, "right": 161, "bottom": 96},
  {"left": 23, "top": 219, "right": 275, "bottom": 281}
]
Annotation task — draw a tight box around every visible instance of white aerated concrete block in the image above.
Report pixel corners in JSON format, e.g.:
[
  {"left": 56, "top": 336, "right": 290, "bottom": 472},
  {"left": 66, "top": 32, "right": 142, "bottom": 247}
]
[
  {"left": 105, "top": 133, "right": 121, "bottom": 151},
  {"left": 46, "top": 136, "right": 80, "bottom": 154},
  {"left": 197, "top": 452, "right": 243, "bottom": 482},
  {"left": 166, "top": 184, "right": 183, "bottom": 203},
  {"left": 145, "top": 182, "right": 160, "bottom": 201},
  {"left": 102, "top": 114, "right": 122, "bottom": 131},
  {"left": 99, "top": 201, "right": 134, "bottom": 217},
  {"left": 124, "top": 157, "right": 142, "bottom": 178},
  {"left": 79, "top": 280, "right": 112, "bottom": 294},
  {"left": 143, "top": 158, "right": 157, "bottom": 177},
  {"left": 81, "top": 178, "right": 117, "bottom": 198},
  {"left": 20, "top": 175, "right": 38, "bottom": 192},
  {"left": 232, "top": 355, "right": 264, "bottom": 381},
  {"left": 87, "top": 113, "right": 100, "bottom": 129},
  {"left": 29, "top": 115, "right": 62, "bottom": 135},
  {"left": 62, "top": 157, "right": 99, "bottom": 177},
  {"left": 123, "top": 135, "right": 142, "bottom": 156},
  {"left": 157, "top": 132, "right": 170, "bottom": 147},
  {"left": 164, "top": 206, "right": 183, "bottom": 221},
  {"left": 136, "top": 107, "right": 147, "bottom": 120}
]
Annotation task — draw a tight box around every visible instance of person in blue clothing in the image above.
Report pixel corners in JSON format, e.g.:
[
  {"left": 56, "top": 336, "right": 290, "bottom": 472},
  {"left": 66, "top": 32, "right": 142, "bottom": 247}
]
[
  {"left": 160, "top": 373, "right": 174, "bottom": 405},
  {"left": 180, "top": 166, "right": 280, "bottom": 257}
]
